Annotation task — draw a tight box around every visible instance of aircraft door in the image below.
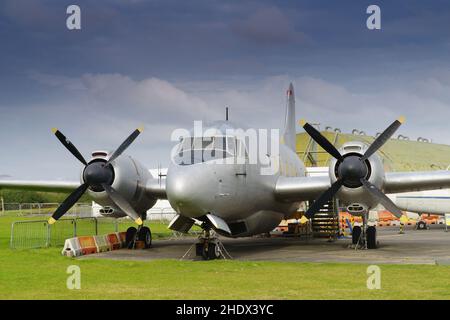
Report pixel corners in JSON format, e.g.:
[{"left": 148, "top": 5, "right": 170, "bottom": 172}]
[{"left": 213, "top": 136, "right": 237, "bottom": 200}]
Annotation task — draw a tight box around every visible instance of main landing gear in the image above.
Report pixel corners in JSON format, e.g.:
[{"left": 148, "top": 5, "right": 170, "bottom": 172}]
[
  {"left": 351, "top": 215, "right": 378, "bottom": 249},
  {"left": 125, "top": 223, "right": 152, "bottom": 249}
]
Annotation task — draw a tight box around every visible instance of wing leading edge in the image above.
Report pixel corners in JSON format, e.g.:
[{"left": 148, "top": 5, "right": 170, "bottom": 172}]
[
  {"left": 0, "top": 179, "right": 167, "bottom": 199},
  {"left": 0, "top": 180, "right": 80, "bottom": 193},
  {"left": 274, "top": 175, "right": 331, "bottom": 202},
  {"left": 384, "top": 170, "right": 450, "bottom": 193},
  {"left": 274, "top": 170, "right": 450, "bottom": 203}
]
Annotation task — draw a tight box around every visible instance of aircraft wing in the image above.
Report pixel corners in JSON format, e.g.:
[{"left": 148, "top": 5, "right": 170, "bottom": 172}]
[
  {"left": 0, "top": 180, "right": 80, "bottom": 193},
  {"left": 0, "top": 178, "right": 167, "bottom": 199},
  {"left": 384, "top": 170, "right": 450, "bottom": 193},
  {"left": 274, "top": 175, "right": 331, "bottom": 202},
  {"left": 274, "top": 170, "right": 450, "bottom": 202}
]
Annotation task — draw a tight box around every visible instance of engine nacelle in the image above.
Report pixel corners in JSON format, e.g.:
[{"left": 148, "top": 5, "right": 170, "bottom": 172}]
[
  {"left": 328, "top": 141, "right": 385, "bottom": 214},
  {"left": 82, "top": 151, "right": 157, "bottom": 218}
]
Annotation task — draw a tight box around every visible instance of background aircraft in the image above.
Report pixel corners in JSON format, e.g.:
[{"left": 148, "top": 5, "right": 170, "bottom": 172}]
[
  {"left": 391, "top": 189, "right": 450, "bottom": 217},
  {"left": 2, "top": 83, "right": 450, "bottom": 257}
]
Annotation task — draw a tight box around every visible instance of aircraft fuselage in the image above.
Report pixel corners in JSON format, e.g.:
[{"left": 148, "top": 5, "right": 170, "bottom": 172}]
[{"left": 166, "top": 137, "right": 305, "bottom": 237}]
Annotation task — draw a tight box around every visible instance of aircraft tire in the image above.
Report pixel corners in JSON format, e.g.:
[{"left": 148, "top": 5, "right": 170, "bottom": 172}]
[
  {"left": 138, "top": 226, "right": 152, "bottom": 248},
  {"left": 200, "top": 243, "right": 220, "bottom": 260},
  {"left": 417, "top": 221, "right": 427, "bottom": 230},
  {"left": 352, "top": 226, "right": 362, "bottom": 245},
  {"left": 201, "top": 244, "right": 210, "bottom": 260},
  {"left": 209, "top": 243, "right": 221, "bottom": 260},
  {"left": 367, "top": 226, "right": 377, "bottom": 249},
  {"left": 126, "top": 227, "right": 137, "bottom": 249}
]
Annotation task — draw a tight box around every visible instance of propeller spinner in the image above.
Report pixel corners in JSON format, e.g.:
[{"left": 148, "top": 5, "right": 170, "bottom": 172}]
[
  {"left": 302, "top": 118, "right": 405, "bottom": 219},
  {"left": 48, "top": 127, "right": 144, "bottom": 225}
]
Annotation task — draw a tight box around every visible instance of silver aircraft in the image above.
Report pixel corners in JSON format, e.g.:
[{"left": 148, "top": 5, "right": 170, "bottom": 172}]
[{"left": 2, "top": 83, "right": 450, "bottom": 257}]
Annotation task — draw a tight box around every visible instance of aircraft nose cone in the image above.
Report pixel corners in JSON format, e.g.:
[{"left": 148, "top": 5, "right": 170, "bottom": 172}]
[
  {"left": 166, "top": 170, "right": 204, "bottom": 217},
  {"left": 83, "top": 162, "right": 114, "bottom": 186}
]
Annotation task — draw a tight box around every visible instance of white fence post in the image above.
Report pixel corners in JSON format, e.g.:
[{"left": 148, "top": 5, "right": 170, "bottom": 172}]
[{"left": 1, "top": 196, "right": 4, "bottom": 215}]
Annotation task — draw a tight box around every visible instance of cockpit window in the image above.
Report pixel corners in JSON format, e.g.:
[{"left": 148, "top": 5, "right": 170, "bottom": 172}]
[{"left": 175, "top": 136, "right": 236, "bottom": 165}]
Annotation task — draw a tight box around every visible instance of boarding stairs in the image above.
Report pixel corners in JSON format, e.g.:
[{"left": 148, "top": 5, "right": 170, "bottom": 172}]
[{"left": 309, "top": 198, "right": 340, "bottom": 239}]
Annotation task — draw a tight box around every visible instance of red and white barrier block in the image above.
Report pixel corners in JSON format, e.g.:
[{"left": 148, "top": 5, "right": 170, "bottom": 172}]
[{"left": 62, "top": 232, "right": 127, "bottom": 257}]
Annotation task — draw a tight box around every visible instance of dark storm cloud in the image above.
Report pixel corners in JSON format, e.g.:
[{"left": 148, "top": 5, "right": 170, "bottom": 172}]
[
  {"left": 230, "top": 6, "right": 305, "bottom": 45},
  {"left": 1, "top": 0, "right": 450, "bottom": 79}
]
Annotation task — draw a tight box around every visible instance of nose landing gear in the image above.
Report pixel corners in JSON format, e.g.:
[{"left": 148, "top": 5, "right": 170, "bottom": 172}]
[
  {"left": 196, "top": 230, "right": 222, "bottom": 260},
  {"left": 181, "top": 229, "right": 232, "bottom": 260}
]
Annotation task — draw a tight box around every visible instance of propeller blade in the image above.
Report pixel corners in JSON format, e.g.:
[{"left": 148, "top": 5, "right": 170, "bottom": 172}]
[
  {"left": 302, "top": 121, "right": 343, "bottom": 161},
  {"left": 102, "top": 184, "right": 143, "bottom": 225},
  {"left": 360, "top": 179, "right": 403, "bottom": 218},
  {"left": 48, "top": 183, "right": 89, "bottom": 224},
  {"left": 52, "top": 128, "right": 88, "bottom": 165},
  {"left": 105, "top": 127, "right": 143, "bottom": 165},
  {"left": 361, "top": 117, "right": 404, "bottom": 161},
  {"left": 305, "top": 179, "right": 343, "bottom": 218}
]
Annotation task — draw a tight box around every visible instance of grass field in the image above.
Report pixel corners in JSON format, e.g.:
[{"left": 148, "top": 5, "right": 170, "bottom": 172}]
[{"left": 0, "top": 214, "right": 450, "bottom": 299}]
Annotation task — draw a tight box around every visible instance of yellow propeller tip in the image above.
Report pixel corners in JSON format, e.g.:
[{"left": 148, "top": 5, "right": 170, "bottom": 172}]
[
  {"left": 51, "top": 128, "right": 58, "bottom": 134},
  {"left": 299, "top": 119, "right": 306, "bottom": 127},
  {"left": 137, "top": 126, "right": 144, "bottom": 133},
  {"left": 398, "top": 116, "right": 406, "bottom": 124},
  {"left": 135, "top": 218, "right": 143, "bottom": 225},
  {"left": 48, "top": 217, "right": 56, "bottom": 225}
]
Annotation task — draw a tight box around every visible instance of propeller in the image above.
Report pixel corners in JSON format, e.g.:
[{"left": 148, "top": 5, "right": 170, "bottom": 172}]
[
  {"left": 48, "top": 127, "right": 144, "bottom": 225},
  {"left": 302, "top": 118, "right": 405, "bottom": 219}
]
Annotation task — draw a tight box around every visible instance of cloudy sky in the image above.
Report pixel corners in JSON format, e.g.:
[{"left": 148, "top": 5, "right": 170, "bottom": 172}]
[{"left": 1, "top": 0, "right": 450, "bottom": 180}]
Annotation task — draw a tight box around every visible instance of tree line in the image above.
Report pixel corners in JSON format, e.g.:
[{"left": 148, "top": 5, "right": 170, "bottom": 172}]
[{"left": 0, "top": 189, "right": 91, "bottom": 204}]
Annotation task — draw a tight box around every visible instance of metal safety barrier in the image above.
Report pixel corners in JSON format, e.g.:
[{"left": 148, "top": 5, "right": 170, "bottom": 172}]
[
  {"left": 2, "top": 202, "right": 92, "bottom": 216},
  {"left": 146, "top": 207, "right": 176, "bottom": 222},
  {"left": 10, "top": 217, "right": 119, "bottom": 249}
]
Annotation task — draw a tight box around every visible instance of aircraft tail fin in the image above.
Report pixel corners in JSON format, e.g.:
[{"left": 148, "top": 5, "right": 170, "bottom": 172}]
[{"left": 282, "top": 83, "right": 296, "bottom": 151}]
